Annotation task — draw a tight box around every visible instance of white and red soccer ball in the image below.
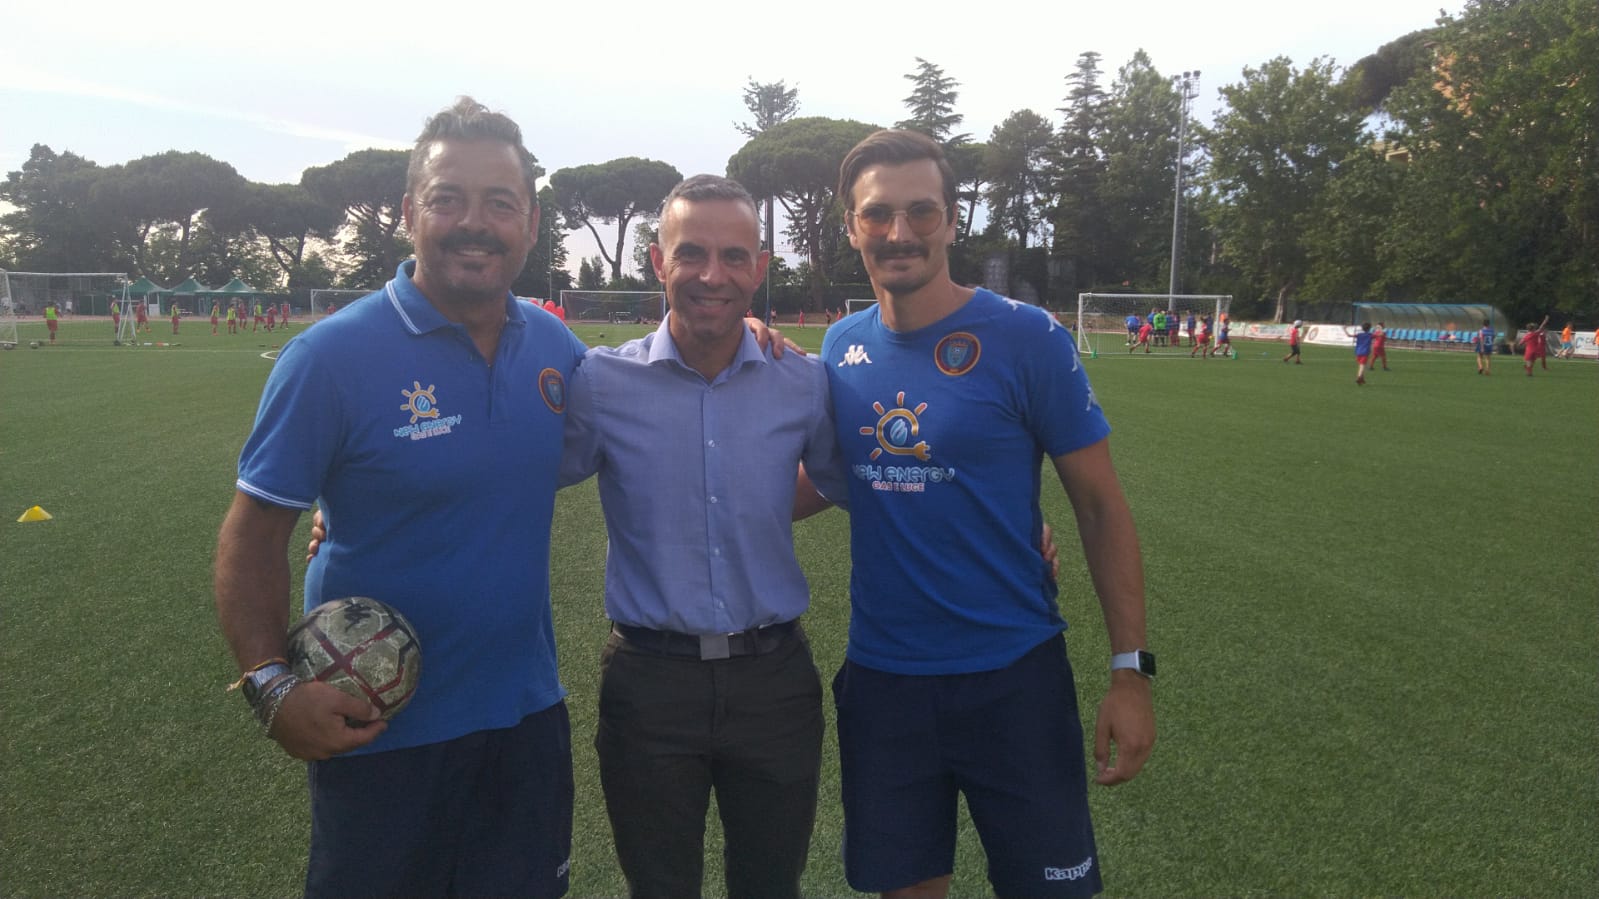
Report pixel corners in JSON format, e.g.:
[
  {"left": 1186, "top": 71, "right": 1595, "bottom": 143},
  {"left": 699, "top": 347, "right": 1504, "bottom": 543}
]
[{"left": 287, "top": 596, "right": 421, "bottom": 721}]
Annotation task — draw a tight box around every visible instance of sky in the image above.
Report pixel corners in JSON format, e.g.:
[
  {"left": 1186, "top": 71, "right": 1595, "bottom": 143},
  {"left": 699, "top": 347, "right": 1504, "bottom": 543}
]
[{"left": 3, "top": 0, "right": 1459, "bottom": 277}]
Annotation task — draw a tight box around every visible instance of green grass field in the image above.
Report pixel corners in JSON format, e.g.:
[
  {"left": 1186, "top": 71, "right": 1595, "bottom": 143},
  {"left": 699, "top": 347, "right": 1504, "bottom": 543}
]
[{"left": 2, "top": 317, "right": 1595, "bottom": 897}]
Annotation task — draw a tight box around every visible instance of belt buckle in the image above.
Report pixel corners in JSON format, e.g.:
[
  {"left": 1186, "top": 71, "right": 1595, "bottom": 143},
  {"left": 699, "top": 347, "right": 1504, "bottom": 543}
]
[{"left": 698, "top": 633, "right": 731, "bottom": 661}]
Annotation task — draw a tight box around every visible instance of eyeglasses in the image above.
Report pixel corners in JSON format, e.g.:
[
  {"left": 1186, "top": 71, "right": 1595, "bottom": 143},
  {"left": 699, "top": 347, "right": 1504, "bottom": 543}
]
[{"left": 848, "top": 202, "right": 948, "bottom": 237}]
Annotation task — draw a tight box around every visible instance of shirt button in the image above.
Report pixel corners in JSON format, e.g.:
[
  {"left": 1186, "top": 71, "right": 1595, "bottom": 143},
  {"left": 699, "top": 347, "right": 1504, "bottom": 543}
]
[
  {"left": 707, "top": 439, "right": 716, "bottom": 447},
  {"left": 709, "top": 496, "right": 718, "bottom": 504}
]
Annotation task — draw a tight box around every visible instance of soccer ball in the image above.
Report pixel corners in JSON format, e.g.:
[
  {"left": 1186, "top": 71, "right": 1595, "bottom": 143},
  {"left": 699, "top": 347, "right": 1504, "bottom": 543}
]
[
  {"left": 287, "top": 596, "right": 421, "bottom": 721},
  {"left": 29, "top": 341, "right": 40, "bottom": 349}
]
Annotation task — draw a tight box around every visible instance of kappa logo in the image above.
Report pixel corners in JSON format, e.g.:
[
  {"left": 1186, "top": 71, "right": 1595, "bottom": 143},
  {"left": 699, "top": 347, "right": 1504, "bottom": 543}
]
[
  {"left": 1044, "top": 856, "right": 1095, "bottom": 882},
  {"left": 837, "top": 344, "right": 873, "bottom": 366}
]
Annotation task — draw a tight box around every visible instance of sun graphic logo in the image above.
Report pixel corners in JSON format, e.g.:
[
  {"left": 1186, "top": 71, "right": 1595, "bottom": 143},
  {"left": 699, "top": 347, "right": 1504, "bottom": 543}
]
[
  {"left": 861, "top": 391, "right": 931, "bottom": 461},
  {"left": 400, "top": 381, "right": 441, "bottom": 424}
]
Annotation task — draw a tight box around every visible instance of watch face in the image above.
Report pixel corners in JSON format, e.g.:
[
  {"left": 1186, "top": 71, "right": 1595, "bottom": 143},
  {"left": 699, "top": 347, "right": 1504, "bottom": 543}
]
[{"left": 1138, "top": 651, "right": 1157, "bottom": 677}]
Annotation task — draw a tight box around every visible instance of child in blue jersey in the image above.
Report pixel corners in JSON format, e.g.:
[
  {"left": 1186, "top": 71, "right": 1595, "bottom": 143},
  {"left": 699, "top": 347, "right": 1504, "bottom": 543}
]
[
  {"left": 1343, "top": 321, "right": 1375, "bottom": 385},
  {"left": 1474, "top": 318, "right": 1495, "bottom": 375}
]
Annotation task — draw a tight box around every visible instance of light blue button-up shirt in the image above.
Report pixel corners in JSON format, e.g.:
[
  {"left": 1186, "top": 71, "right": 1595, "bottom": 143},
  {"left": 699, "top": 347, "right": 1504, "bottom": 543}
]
[{"left": 560, "top": 317, "right": 847, "bottom": 634}]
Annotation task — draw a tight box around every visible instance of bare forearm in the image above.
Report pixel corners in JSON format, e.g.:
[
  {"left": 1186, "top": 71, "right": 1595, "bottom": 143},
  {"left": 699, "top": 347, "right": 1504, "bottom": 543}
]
[
  {"left": 1074, "top": 490, "right": 1148, "bottom": 651},
  {"left": 214, "top": 492, "right": 300, "bottom": 671}
]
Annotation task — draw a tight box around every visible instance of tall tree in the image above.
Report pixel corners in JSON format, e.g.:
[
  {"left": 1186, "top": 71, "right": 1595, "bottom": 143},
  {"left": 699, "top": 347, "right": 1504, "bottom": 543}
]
[
  {"left": 727, "top": 116, "right": 878, "bottom": 309},
  {"left": 1047, "top": 51, "right": 1110, "bottom": 293},
  {"left": 551, "top": 157, "right": 681, "bottom": 283},
  {"left": 734, "top": 78, "right": 802, "bottom": 314},
  {"left": 735, "top": 79, "right": 801, "bottom": 138},
  {"left": 945, "top": 140, "right": 988, "bottom": 240},
  {"left": 108, "top": 151, "right": 247, "bottom": 282},
  {"left": 896, "top": 58, "right": 970, "bottom": 144},
  {"left": 1376, "top": 0, "right": 1597, "bottom": 321},
  {"left": 301, "top": 149, "right": 412, "bottom": 289},
  {"left": 210, "top": 182, "right": 342, "bottom": 282},
  {"left": 1201, "top": 56, "right": 1368, "bottom": 321},
  {"left": 1097, "top": 50, "right": 1182, "bottom": 291},
  {"left": 0, "top": 145, "right": 121, "bottom": 272},
  {"left": 510, "top": 184, "right": 572, "bottom": 300},
  {"left": 983, "top": 110, "right": 1054, "bottom": 249}
]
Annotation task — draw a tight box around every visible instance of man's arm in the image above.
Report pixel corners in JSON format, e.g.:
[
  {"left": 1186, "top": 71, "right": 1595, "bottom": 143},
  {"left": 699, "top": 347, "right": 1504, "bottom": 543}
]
[
  {"left": 215, "top": 491, "right": 383, "bottom": 759},
  {"left": 1052, "top": 438, "right": 1155, "bottom": 786}
]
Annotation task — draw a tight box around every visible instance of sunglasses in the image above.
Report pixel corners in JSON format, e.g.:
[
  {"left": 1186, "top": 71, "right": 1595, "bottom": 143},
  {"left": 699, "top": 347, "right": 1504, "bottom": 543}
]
[{"left": 848, "top": 202, "right": 948, "bottom": 237}]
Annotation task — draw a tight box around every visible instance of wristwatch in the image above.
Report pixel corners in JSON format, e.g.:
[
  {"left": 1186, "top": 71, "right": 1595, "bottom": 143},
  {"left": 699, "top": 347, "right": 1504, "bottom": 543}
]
[
  {"left": 239, "top": 662, "right": 293, "bottom": 707},
  {"left": 1110, "top": 650, "right": 1157, "bottom": 679}
]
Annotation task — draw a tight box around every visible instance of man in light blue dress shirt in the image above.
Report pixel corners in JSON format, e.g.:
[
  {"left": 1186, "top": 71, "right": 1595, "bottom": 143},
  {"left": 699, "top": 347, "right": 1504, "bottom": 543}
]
[{"left": 559, "top": 174, "right": 847, "bottom": 899}]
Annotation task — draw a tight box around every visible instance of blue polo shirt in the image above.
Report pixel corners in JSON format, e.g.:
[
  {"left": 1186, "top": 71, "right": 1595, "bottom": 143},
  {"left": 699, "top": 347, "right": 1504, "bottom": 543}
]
[
  {"left": 236, "top": 261, "right": 587, "bottom": 755},
  {"left": 558, "top": 316, "right": 846, "bottom": 634}
]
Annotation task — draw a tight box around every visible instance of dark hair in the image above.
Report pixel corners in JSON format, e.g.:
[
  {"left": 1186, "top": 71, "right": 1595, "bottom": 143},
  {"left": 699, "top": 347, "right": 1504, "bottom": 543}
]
[
  {"left": 659, "top": 174, "right": 760, "bottom": 221},
  {"left": 836, "top": 129, "right": 958, "bottom": 222},
  {"left": 407, "top": 96, "right": 540, "bottom": 201}
]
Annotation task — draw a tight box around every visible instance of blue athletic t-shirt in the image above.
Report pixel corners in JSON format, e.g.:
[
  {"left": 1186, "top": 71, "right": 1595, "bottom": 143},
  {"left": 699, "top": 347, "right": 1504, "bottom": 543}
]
[
  {"left": 1354, "top": 330, "right": 1374, "bottom": 356},
  {"left": 821, "top": 289, "right": 1111, "bottom": 675},
  {"left": 236, "top": 261, "right": 587, "bottom": 755}
]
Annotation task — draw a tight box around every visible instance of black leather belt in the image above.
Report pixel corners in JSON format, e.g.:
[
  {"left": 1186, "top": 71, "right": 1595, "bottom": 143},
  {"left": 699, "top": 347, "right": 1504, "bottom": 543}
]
[{"left": 611, "top": 620, "right": 798, "bottom": 660}]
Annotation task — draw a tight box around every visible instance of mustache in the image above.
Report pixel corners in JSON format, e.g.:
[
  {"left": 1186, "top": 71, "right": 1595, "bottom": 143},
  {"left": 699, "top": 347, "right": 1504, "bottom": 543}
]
[
  {"left": 441, "top": 231, "right": 508, "bottom": 253},
  {"left": 874, "top": 242, "right": 926, "bottom": 260}
]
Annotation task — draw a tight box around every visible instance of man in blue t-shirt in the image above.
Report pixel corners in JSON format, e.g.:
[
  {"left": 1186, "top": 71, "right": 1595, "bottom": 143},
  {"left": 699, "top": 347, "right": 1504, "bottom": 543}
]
[
  {"left": 813, "top": 129, "right": 1155, "bottom": 899},
  {"left": 215, "top": 98, "right": 583, "bottom": 898}
]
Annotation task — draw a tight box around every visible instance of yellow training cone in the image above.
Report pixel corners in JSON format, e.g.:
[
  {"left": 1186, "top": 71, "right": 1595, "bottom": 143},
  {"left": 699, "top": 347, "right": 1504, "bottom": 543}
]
[{"left": 17, "top": 505, "right": 53, "bottom": 522}]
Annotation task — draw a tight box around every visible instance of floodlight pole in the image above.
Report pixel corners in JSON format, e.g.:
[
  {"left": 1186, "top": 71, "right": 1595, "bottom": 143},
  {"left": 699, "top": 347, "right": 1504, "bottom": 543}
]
[{"left": 1168, "top": 70, "right": 1200, "bottom": 310}]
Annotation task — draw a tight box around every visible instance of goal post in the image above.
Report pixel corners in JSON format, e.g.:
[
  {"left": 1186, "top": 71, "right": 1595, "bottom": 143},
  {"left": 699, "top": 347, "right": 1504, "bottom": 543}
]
[
  {"left": 558, "top": 290, "right": 665, "bottom": 324},
  {"left": 844, "top": 298, "right": 877, "bottom": 317},
  {"left": 0, "top": 270, "right": 130, "bottom": 348},
  {"left": 1075, "top": 293, "right": 1232, "bottom": 356}
]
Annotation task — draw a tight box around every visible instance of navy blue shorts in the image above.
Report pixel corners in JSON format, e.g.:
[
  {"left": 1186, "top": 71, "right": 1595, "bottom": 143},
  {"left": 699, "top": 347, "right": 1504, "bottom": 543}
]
[
  {"left": 305, "top": 701, "right": 574, "bottom": 899},
  {"left": 833, "top": 635, "right": 1102, "bottom": 896}
]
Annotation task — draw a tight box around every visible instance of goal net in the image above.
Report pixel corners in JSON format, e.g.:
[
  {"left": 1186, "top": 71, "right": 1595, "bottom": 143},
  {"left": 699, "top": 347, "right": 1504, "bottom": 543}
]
[
  {"left": 1075, "top": 293, "right": 1232, "bottom": 357},
  {"left": 0, "top": 270, "right": 130, "bottom": 348},
  {"left": 558, "top": 290, "right": 665, "bottom": 324},
  {"left": 310, "top": 288, "right": 374, "bottom": 323}
]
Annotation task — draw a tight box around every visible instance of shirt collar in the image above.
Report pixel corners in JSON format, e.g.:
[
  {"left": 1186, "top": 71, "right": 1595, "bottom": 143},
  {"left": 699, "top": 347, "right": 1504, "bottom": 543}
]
[
  {"left": 383, "top": 260, "right": 528, "bottom": 335},
  {"left": 645, "top": 312, "right": 767, "bottom": 381}
]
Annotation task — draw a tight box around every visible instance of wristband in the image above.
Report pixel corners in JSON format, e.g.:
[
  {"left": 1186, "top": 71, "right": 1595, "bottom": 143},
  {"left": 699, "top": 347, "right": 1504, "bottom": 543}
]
[
  {"left": 1110, "top": 649, "right": 1157, "bottom": 678},
  {"left": 256, "top": 674, "right": 301, "bottom": 737}
]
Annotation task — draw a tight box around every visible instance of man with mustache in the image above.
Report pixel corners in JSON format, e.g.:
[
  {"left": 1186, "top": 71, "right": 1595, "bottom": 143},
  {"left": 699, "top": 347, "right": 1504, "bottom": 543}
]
[
  {"left": 817, "top": 129, "right": 1156, "bottom": 898},
  {"left": 215, "top": 97, "right": 585, "bottom": 897}
]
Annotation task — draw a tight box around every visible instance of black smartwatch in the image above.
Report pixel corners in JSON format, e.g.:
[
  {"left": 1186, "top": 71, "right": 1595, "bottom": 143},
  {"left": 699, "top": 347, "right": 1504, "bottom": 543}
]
[
  {"left": 1110, "top": 650, "right": 1156, "bottom": 679},
  {"left": 239, "top": 662, "right": 293, "bottom": 707}
]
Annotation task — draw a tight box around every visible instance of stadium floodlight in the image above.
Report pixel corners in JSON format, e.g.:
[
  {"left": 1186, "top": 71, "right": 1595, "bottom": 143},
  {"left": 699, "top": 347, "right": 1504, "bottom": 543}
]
[{"left": 1169, "top": 70, "right": 1201, "bottom": 305}]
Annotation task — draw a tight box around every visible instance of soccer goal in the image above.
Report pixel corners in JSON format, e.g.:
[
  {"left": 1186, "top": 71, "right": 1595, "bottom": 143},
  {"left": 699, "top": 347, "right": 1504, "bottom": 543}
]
[
  {"left": 0, "top": 270, "right": 131, "bottom": 348},
  {"left": 558, "top": 290, "right": 665, "bottom": 324},
  {"left": 1075, "top": 293, "right": 1232, "bottom": 357},
  {"left": 844, "top": 298, "right": 878, "bottom": 318},
  {"left": 310, "top": 288, "right": 373, "bottom": 323}
]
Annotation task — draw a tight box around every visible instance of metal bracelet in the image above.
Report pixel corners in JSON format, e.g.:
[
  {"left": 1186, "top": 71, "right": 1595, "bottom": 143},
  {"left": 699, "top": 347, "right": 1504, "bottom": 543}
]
[{"left": 257, "top": 674, "right": 301, "bottom": 738}]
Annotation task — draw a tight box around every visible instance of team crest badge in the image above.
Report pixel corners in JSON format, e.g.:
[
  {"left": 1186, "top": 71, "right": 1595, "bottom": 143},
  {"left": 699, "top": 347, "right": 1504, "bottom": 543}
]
[
  {"left": 539, "top": 368, "right": 566, "bottom": 413},
  {"left": 934, "top": 332, "right": 981, "bottom": 376}
]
